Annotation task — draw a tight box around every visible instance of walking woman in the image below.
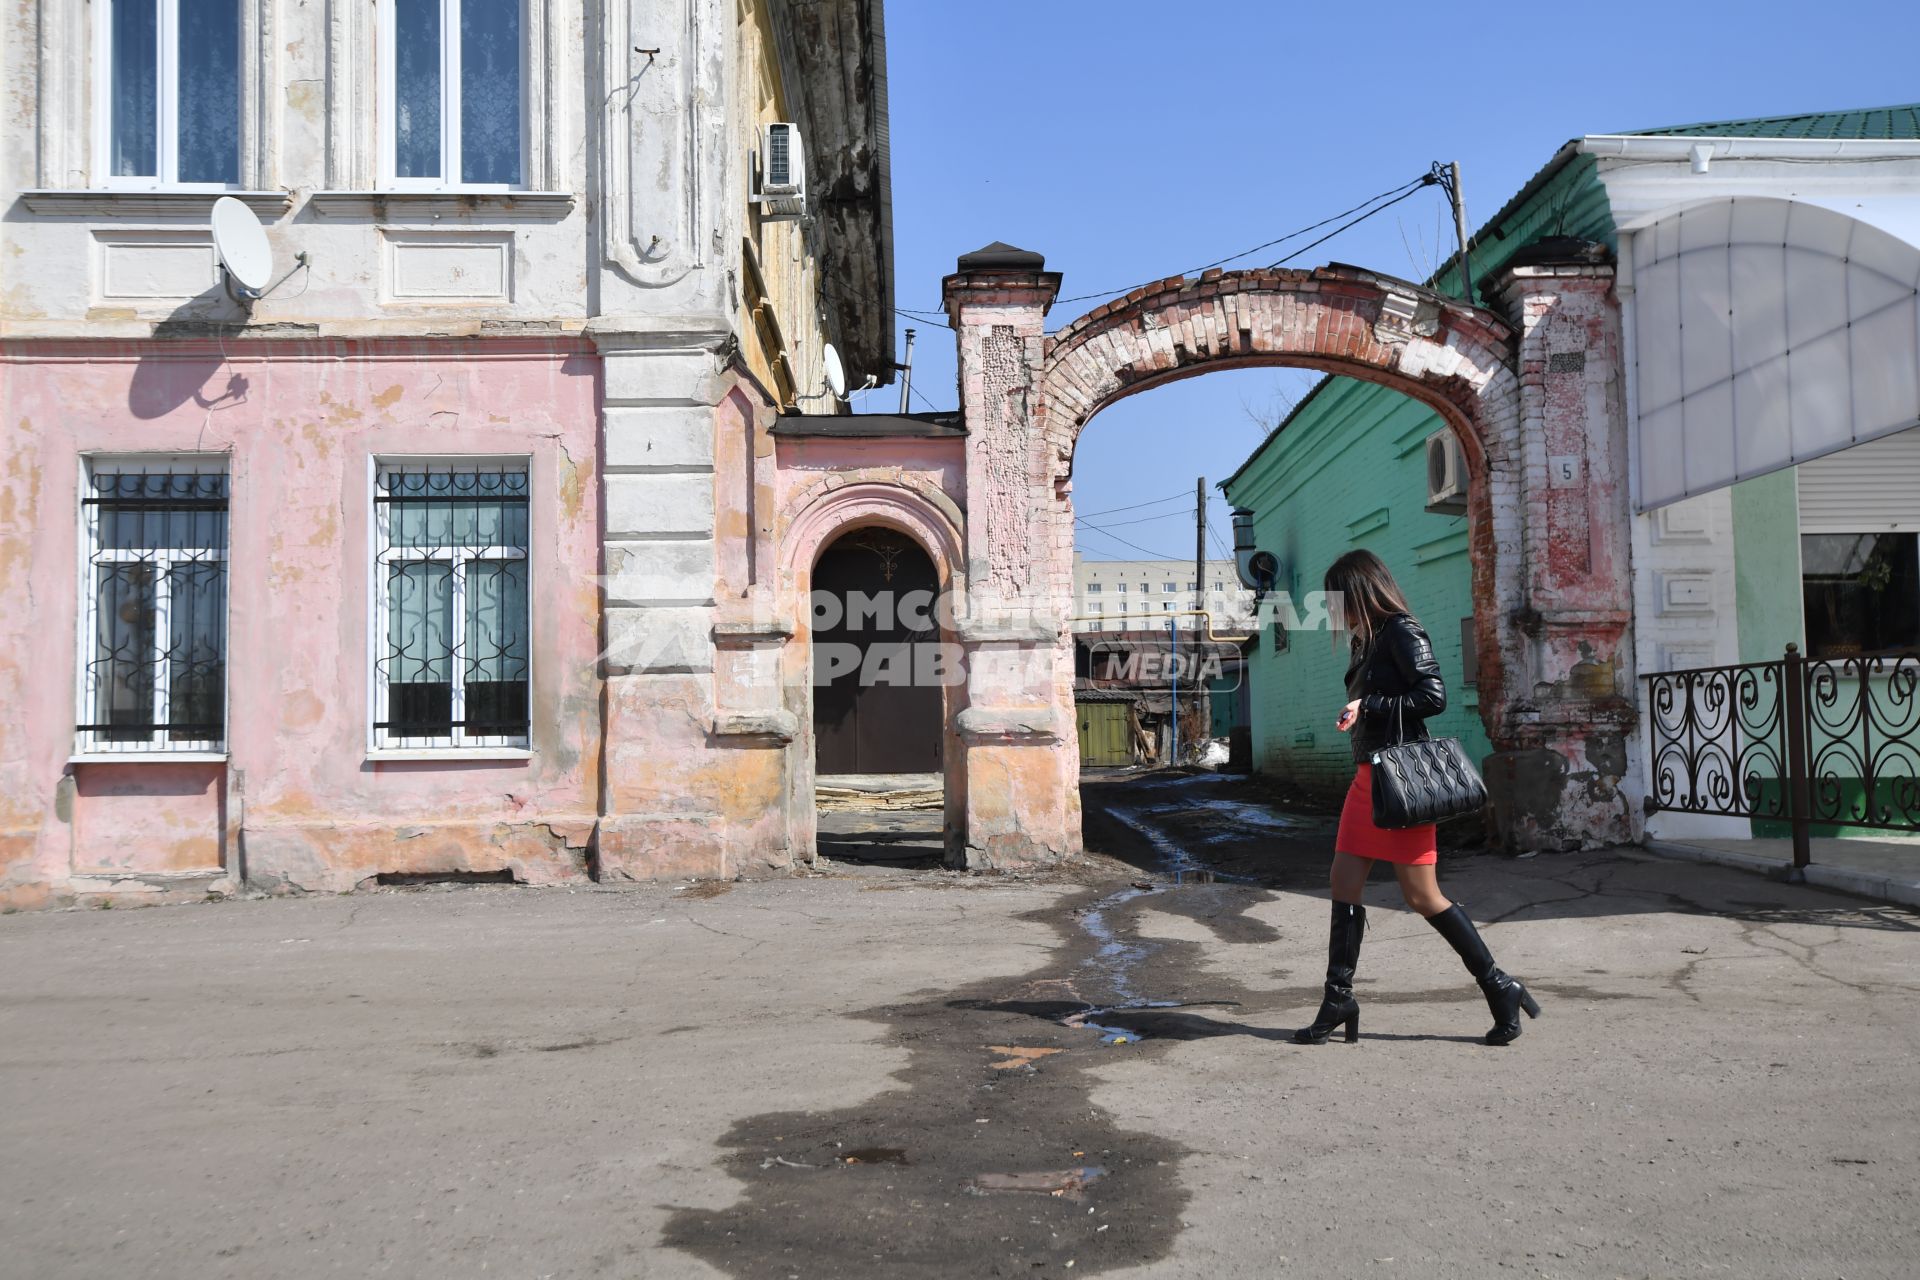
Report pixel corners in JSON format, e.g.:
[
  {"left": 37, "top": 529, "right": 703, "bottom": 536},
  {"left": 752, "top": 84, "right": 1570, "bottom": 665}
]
[{"left": 1294, "top": 549, "right": 1541, "bottom": 1047}]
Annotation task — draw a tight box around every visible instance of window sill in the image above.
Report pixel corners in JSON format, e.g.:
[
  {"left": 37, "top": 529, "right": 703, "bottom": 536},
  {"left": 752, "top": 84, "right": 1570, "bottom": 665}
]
[
  {"left": 309, "top": 191, "right": 576, "bottom": 220},
  {"left": 21, "top": 190, "right": 292, "bottom": 217},
  {"left": 366, "top": 748, "right": 535, "bottom": 763},
  {"left": 68, "top": 751, "right": 228, "bottom": 765}
]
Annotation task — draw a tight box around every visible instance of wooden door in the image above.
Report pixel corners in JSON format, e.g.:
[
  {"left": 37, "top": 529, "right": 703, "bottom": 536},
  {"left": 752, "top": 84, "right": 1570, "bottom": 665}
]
[
  {"left": 812, "top": 529, "right": 943, "bottom": 776},
  {"left": 1076, "top": 701, "right": 1133, "bottom": 767}
]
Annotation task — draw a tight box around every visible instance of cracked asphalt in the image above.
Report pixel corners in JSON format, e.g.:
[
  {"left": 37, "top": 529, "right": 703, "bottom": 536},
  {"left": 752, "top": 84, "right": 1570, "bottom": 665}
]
[{"left": 3, "top": 774, "right": 1918, "bottom": 1279}]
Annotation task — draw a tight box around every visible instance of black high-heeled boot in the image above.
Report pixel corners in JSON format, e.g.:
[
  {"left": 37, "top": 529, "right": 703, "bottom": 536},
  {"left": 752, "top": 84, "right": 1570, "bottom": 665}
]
[
  {"left": 1293, "top": 901, "right": 1365, "bottom": 1044},
  {"left": 1425, "top": 904, "right": 1541, "bottom": 1045}
]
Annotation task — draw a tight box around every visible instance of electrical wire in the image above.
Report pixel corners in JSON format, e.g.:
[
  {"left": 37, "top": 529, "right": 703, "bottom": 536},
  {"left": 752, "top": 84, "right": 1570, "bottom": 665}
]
[
  {"left": 1267, "top": 179, "right": 1437, "bottom": 269},
  {"left": 1073, "top": 490, "right": 1193, "bottom": 519},
  {"left": 1207, "top": 524, "right": 1236, "bottom": 562},
  {"left": 1077, "top": 508, "right": 1198, "bottom": 530},
  {"left": 1074, "top": 521, "right": 1188, "bottom": 561},
  {"left": 837, "top": 171, "right": 1442, "bottom": 323},
  {"left": 1053, "top": 175, "right": 1435, "bottom": 306}
]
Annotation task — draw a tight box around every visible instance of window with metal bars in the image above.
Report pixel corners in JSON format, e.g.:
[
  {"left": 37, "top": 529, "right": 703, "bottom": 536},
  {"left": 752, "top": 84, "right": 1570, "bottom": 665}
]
[
  {"left": 372, "top": 462, "right": 530, "bottom": 750},
  {"left": 78, "top": 460, "right": 229, "bottom": 754}
]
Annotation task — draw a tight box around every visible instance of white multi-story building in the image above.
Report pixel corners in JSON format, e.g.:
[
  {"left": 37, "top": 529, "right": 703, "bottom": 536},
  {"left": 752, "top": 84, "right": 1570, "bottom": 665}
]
[{"left": 1072, "top": 555, "right": 1257, "bottom": 634}]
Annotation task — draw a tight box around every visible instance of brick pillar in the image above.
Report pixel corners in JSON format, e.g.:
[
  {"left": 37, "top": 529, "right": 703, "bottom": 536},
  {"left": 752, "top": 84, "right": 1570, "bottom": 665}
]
[
  {"left": 1485, "top": 241, "right": 1639, "bottom": 850},
  {"left": 941, "top": 244, "right": 1081, "bottom": 868}
]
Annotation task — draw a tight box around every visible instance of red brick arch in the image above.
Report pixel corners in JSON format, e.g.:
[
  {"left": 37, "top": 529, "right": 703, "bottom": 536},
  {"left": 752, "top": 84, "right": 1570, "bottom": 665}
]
[{"left": 1036, "top": 264, "right": 1526, "bottom": 747}]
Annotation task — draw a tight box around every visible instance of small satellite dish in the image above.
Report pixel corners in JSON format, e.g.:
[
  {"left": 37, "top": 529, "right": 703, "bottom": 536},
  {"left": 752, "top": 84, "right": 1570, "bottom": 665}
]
[
  {"left": 211, "top": 196, "right": 273, "bottom": 301},
  {"left": 822, "top": 343, "right": 847, "bottom": 399}
]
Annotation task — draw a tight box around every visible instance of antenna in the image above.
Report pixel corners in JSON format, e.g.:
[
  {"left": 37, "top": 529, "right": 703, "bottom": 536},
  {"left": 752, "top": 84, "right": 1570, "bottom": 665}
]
[
  {"left": 210, "top": 196, "right": 273, "bottom": 307},
  {"left": 822, "top": 343, "right": 847, "bottom": 400}
]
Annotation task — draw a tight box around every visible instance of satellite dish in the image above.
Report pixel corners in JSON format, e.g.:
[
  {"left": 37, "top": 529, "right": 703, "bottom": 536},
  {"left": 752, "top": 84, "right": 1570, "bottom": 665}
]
[
  {"left": 211, "top": 196, "right": 273, "bottom": 301},
  {"left": 822, "top": 343, "right": 847, "bottom": 399}
]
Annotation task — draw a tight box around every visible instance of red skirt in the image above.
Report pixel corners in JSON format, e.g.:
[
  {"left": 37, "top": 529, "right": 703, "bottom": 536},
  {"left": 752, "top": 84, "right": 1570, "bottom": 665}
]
[{"left": 1335, "top": 763, "right": 1437, "bottom": 865}]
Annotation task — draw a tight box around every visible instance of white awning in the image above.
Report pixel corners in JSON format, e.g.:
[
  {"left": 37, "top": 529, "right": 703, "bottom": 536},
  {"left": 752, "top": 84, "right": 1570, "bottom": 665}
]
[{"left": 1630, "top": 197, "right": 1920, "bottom": 511}]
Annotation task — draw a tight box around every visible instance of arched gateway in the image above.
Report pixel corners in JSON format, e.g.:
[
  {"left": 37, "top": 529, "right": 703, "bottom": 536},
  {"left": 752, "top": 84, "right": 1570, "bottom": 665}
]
[{"left": 939, "top": 242, "right": 1638, "bottom": 862}]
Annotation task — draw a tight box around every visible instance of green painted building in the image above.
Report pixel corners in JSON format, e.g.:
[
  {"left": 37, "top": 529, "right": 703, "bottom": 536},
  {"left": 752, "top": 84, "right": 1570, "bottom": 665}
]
[{"left": 1222, "top": 105, "right": 1920, "bottom": 821}]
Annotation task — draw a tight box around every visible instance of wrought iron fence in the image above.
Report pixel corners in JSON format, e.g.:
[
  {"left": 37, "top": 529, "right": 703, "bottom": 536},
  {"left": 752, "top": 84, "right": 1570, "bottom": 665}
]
[{"left": 1644, "top": 644, "right": 1920, "bottom": 870}]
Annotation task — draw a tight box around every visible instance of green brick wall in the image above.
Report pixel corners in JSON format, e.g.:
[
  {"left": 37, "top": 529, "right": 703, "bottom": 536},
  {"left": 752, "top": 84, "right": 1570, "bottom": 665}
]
[{"left": 1222, "top": 379, "right": 1492, "bottom": 796}]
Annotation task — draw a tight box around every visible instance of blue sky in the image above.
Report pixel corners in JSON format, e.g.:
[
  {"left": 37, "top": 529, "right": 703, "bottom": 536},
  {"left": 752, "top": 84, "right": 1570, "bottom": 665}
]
[{"left": 863, "top": 0, "right": 1920, "bottom": 562}]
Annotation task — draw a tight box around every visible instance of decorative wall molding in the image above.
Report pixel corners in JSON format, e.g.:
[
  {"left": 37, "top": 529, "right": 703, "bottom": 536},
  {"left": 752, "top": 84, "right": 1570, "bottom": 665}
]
[
  {"left": 309, "top": 191, "right": 575, "bottom": 219},
  {"left": 20, "top": 190, "right": 292, "bottom": 217},
  {"left": 597, "top": 0, "right": 705, "bottom": 287}
]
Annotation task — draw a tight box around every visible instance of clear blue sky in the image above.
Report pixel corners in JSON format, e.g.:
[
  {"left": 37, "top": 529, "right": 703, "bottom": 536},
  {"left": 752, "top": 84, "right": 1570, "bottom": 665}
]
[{"left": 863, "top": 0, "right": 1919, "bottom": 562}]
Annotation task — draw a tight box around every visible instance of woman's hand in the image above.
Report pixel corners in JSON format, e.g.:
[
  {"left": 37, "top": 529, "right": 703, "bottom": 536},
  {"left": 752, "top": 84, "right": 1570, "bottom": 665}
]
[{"left": 1336, "top": 699, "right": 1361, "bottom": 732}]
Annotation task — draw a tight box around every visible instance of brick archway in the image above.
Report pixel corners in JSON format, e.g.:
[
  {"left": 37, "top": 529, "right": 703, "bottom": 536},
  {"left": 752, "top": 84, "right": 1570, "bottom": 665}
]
[
  {"left": 944, "top": 244, "right": 1638, "bottom": 864},
  {"left": 1036, "top": 264, "right": 1526, "bottom": 745}
]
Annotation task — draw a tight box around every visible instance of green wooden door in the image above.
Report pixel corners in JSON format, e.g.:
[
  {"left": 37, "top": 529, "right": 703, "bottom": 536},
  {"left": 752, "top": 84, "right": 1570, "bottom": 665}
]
[{"left": 1077, "top": 701, "right": 1132, "bottom": 767}]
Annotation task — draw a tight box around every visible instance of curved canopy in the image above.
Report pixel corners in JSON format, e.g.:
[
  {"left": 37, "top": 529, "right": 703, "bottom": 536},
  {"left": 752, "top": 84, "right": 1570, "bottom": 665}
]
[{"left": 1632, "top": 197, "right": 1920, "bottom": 510}]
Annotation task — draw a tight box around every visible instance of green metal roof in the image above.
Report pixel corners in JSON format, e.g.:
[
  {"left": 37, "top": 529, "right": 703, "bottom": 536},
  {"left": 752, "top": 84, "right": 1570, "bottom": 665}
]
[{"left": 1623, "top": 102, "right": 1920, "bottom": 140}]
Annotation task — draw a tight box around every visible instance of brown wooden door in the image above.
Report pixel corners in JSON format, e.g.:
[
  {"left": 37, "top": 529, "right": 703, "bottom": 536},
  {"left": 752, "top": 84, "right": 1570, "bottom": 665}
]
[{"left": 812, "top": 529, "right": 943, "bottom": 775}]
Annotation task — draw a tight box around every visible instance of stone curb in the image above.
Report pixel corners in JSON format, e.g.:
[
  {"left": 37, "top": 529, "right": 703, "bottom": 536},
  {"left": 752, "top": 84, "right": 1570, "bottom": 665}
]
[{"left": 1642, "top": 839, "right": 1920, "bottom": 910}]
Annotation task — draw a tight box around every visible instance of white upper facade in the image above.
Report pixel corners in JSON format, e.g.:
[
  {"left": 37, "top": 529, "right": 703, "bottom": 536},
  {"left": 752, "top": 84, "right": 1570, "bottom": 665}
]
[{"left": 2, "top": 0, "right": 893, "bottom": 392}]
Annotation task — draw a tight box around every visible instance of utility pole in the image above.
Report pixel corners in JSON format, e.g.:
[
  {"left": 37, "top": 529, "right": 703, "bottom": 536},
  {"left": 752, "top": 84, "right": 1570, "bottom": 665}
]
[
  {"left": 1447, "top": 161, "right": 1473, "bottom": 304},
  {"left": 897, "top": 328, "right": 917, "bottom": 413},
  {"left": 1191, "top": 475, "right": 1206, "bottom": 762},
  {"left": 1194, "top": 476, "right": 1206, "bottom": 639}
]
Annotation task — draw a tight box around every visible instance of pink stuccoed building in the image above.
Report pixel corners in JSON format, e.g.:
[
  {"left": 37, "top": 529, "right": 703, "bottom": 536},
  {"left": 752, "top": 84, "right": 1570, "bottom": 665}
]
[{"left": 0, "top": 0, "right": 896, "bottom": 909}]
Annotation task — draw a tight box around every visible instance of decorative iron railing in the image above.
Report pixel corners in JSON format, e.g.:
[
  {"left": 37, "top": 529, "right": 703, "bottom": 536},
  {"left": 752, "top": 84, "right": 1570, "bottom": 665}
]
[{"left": 1644, "top": 644, "right": 1920, "bottom": 870}]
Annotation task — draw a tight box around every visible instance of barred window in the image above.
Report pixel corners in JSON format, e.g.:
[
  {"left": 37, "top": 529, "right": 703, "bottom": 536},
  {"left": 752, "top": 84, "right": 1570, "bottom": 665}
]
[
  {"left": 79, "top": 460, "right": 229, "bottom": 754},
  {"left": 373, "top": 463, "right": 529, "bottom": 750}
]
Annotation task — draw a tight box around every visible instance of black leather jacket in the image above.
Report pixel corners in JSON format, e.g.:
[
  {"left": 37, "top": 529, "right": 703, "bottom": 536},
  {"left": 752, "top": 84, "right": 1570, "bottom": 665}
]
[{"left": 1344, "top": 614, "right": 1447, "bottom": 764}]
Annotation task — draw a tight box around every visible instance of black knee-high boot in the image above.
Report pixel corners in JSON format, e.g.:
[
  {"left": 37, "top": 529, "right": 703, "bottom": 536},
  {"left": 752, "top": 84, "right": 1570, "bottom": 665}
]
[
  {"left": 1425, "top": 904, "right": 1541, "bottom": 1045},
  {"left": 1293, "top": 902, "right": 1365, "bottom": 1044}
]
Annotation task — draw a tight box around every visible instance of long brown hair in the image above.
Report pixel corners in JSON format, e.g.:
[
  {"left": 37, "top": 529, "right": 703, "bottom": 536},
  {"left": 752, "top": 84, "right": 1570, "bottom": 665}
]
[{"left": 1324, "top": 549, "right": 1414, "bottom": 655}]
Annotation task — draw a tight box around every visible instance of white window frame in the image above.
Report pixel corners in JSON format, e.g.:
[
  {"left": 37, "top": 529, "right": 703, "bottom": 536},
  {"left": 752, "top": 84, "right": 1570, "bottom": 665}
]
[
  {"left": 91, "top": 0, "right": 244, "bottom": 191},
  {"left": 368, "top": 456, "right": 532, "bottom": 755},
  {"left": 376, "top": 0, "right": 530, "bottom": 192},
  {"left": 74, "top": 455, "right": 230, "bottom": 759}
]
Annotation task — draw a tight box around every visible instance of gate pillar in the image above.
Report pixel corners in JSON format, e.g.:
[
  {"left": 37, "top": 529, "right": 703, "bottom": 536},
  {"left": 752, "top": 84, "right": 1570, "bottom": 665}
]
[
  {"left": 942, "top": 245, "right": 1081, "bottom": 868},
  {"left": 1486, "top": 242, "right": 1639, "bottom": 850}
]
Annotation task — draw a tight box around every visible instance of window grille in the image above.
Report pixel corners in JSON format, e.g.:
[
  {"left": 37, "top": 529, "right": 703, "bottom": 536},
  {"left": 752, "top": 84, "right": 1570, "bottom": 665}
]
[
  {"left": 79, "top": 462, "right": 229, "bottom": 754},
  {"left": 373, "top": 463, "right": 529, "bottom": 749}
]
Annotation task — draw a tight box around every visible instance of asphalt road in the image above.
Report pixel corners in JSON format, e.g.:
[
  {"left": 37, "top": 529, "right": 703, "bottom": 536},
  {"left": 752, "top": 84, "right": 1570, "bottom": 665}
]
[{"left": 3, "top": 773, "right": 1917, "bottom": 1279}]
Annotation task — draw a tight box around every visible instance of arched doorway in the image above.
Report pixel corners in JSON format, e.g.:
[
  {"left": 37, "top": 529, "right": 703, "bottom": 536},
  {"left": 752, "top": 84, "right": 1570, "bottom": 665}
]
[{"left": 811, "top": 526, "right": 945, "bottom": 776}]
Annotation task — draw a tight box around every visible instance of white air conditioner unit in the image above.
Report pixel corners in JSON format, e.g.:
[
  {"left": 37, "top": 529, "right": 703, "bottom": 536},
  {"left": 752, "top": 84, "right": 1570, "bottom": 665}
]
[
  {"left": 753, "top": 122, "right": 807, "bottom": 220},
  {"left": 1425, "top": 428, "right": 1469, "bottom": 515}
]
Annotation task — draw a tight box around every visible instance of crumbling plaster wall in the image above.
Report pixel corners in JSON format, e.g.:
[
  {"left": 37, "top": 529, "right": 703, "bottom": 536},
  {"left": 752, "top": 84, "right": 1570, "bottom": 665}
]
[{"left": 0, "top": 340, "right": 603, "bottom": 908}]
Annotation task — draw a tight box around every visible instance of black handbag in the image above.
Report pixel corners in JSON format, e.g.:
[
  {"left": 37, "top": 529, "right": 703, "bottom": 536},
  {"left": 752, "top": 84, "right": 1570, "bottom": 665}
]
[{"left": 1369, "top": 699, "right": 1488, "bottom": 829}]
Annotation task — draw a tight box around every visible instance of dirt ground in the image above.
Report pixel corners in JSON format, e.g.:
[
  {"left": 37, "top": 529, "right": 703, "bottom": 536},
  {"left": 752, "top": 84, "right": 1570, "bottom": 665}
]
[{"left": 3, "top": 771, "right": 1918, "bottom": 1279}]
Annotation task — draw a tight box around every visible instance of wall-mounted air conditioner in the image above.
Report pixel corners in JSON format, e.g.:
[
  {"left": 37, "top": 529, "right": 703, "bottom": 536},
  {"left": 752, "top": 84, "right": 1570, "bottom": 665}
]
[
  {"left": 753, "top": 122, "right": 807, "bottom": 220},
  {"left": 1425, "top": 429, "right": 1468, "bottom": 515}
]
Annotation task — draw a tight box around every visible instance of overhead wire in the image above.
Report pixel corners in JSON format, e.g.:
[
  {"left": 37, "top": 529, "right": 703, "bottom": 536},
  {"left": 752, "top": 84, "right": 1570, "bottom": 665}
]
[
  {"left": 833, "top": 170, "right": 1445, "bottom": 325},
  {"left": 1052, "top": 174, "right": 1436, "bottom": 306},
  {"left": 1078, "top": 508, "right": 1201, "bottom": 530},
  {"left": 1073, "top": 490, "right": 1192, "bottom": 519},
  {"left": 1074, "top": 507, "right": 1195, "bottom": 561},
  {"left": 1266, "top": 178, "right": 1437, "bottom": 269}
]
